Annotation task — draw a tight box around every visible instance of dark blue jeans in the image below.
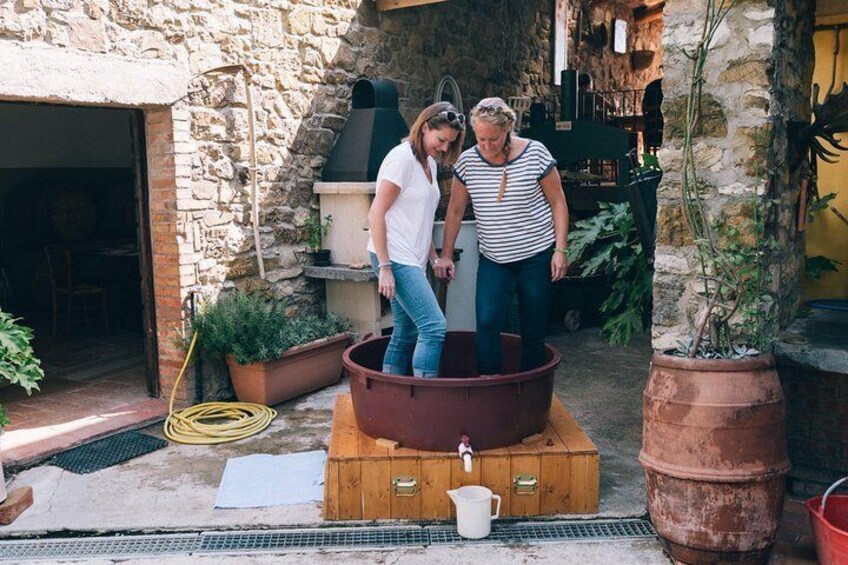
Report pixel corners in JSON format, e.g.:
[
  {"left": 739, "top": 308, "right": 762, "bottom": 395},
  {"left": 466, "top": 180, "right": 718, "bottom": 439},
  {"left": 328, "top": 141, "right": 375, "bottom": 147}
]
[{"left": 475, "top": 248, "right": 553, "bottom": 374}]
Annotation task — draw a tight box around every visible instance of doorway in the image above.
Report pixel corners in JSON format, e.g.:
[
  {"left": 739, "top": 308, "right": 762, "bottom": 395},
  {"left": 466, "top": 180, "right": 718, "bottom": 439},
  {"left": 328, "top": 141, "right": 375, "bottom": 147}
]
[{"left": 0, "top": 102, "right": 163, "bottom": 466}]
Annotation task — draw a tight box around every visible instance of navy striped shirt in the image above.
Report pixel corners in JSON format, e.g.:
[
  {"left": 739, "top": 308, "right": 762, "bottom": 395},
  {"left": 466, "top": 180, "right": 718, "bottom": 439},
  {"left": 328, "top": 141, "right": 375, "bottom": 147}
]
[{"left": 454, "top": 140, "right": 558, "bottom": 263}]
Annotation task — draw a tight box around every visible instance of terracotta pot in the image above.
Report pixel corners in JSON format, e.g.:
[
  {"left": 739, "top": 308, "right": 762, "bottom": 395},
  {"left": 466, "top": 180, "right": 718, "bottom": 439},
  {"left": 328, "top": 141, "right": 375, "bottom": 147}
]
[
  {"left": 226, "top": 333, "right": 351, "bottom": 406},
  {"left": 639, "top": 352, "right": 790, "bottom": 565}
]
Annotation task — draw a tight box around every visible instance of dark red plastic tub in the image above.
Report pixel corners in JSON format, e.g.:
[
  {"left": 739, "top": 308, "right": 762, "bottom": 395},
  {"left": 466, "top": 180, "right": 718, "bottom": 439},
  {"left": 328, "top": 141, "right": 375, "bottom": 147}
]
[{"left": 343, "top": 331, "right": 561, "bottom": 452}]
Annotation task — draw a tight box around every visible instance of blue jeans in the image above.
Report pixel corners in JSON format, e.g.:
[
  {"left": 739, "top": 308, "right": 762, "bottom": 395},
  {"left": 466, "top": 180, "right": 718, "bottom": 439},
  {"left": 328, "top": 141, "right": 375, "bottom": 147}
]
[
  {"left": 370, "top": 253, "right": 446, "bottom": 377},
  {"left": 475, "top": 248, "right": 553, "bottom": 374}
]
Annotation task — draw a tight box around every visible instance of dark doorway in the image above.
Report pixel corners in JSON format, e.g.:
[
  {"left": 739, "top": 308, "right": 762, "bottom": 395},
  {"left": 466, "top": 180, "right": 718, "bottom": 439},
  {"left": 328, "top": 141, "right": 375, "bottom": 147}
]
[{"left": 0, "top": 102, "right": 161, "bottom": 465}]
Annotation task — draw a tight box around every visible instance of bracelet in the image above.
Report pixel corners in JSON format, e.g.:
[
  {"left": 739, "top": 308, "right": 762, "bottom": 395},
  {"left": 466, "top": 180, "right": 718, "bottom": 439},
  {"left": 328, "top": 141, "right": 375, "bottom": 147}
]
[
  {"left": 554, "top": 247, "right": 568, "bottom": 255},
  {"left": 430, "top": 257, "right": 440, "bottom": 265},
  {"left": 378, "top": 262, "right": 391, "bottom": 269}
]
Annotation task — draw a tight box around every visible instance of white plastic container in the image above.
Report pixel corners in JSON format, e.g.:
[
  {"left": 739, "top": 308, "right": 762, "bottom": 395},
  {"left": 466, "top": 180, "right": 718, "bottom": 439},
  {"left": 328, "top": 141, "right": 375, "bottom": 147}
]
[
  {"left": 447, "top": 485, "right": 501, "bottom": 539},
  {"left": 432, "top": 220, "right": 478, "bottom": 331}
]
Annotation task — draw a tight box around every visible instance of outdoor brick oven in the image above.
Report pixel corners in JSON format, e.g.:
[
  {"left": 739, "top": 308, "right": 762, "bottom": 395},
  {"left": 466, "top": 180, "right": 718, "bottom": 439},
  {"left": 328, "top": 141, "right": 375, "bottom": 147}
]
[{"left": 304, "top": 79, "right": 410, "bottom": 339}]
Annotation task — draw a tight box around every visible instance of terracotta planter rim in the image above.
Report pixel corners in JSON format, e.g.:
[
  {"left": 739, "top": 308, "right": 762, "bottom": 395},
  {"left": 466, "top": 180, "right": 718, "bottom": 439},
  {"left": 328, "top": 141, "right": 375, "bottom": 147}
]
[
  {"left": 638, "top": 452, "right": 790, "bottom": 483},
  {"left": 227, "top": 332, "right": 351, "bottom": 368},
  {"left": 652, "top": 350, "right": 775, "bottom": 372}
]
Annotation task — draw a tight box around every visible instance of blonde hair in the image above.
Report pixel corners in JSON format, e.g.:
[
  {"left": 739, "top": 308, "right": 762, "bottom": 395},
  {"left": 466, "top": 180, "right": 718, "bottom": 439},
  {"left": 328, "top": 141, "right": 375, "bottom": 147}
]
[
  {"left": 407, "top": 101, "right": 466, "bottom": 165},
  {"left": 470, "top": 97, "right": 516, "bottom": 131},
  {"left": 471, "top": 97, "right": 517, "bottom": 203}
]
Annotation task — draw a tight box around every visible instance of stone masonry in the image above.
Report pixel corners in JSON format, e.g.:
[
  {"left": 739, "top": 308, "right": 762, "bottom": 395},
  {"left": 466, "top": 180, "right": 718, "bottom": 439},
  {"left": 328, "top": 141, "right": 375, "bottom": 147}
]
[
  {"left": 651, "top": 0, "right": 812, "bottom": 349},
  {"left": 0, "top": 0, "right": 555, "bottom": 399},
  {"left": 0, "top": 0, "right": 811, "bottom": 396}
]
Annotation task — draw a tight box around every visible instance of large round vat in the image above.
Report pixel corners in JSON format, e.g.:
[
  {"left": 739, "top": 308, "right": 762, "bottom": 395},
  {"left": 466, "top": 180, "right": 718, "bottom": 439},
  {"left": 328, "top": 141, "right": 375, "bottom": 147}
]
[
  {"left": 639, "top": 352, "right": 790, "bottom": 564},
  {"left": 343, "top": 331, "right": 561, "bottom": 452}
]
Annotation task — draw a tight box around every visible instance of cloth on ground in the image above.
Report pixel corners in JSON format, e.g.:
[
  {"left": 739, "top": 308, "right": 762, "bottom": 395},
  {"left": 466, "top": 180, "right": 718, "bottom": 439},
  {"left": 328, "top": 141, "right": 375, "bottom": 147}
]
[{"left": 214, "top": 450, "right": 326, "bottom": 508}]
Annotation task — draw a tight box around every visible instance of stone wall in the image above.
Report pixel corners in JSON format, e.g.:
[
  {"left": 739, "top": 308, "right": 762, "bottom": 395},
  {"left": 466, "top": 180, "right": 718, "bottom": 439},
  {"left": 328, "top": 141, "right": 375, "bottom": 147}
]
[
  {"left": 569, "top": 2, "right": 663, "bottom": 93},
  {"left": 652, "top": 1, "right": 813, "bottom": 349},
  {"left": 0, "top": 0, "right": 554, "bottom": 398}
]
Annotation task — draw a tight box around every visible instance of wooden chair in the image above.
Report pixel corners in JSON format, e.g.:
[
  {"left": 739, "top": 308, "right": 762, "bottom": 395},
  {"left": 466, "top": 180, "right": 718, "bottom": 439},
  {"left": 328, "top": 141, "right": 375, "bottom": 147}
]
[{"left": 44, "top": 246, "right": 109, "bottom": 335}]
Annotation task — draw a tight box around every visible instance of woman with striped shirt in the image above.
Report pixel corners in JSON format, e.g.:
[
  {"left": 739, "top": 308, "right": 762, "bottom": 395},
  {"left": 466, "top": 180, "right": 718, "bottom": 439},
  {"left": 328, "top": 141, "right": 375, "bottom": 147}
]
[{"left": 439, "top": 97, "right": 569, "bottom": 375}]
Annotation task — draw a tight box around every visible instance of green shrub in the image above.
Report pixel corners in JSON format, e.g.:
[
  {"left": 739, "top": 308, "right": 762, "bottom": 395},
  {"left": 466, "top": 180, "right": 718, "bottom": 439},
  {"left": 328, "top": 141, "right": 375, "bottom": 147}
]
[
  {"left": 568, "top": 202, "right": 653, "bottom": 346},
  {"left": 0, "top": 311, "right": 44, "bottom": 427},
  {"left": 193, "top": 291, "right": 350, "bottom": 365}
]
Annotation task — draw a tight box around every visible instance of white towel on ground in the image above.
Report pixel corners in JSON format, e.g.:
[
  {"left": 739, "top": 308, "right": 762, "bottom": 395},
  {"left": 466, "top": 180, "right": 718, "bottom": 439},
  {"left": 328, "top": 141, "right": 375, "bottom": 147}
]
[{"left": 214, "top": 450, "right": 326, "bottom": 509}]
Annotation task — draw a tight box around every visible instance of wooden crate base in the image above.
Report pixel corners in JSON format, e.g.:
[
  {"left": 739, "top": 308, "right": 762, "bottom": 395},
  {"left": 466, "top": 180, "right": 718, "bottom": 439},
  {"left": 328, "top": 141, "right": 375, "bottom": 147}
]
[{"left": 324, "top": 393, "right": 599, "bottom": 521}]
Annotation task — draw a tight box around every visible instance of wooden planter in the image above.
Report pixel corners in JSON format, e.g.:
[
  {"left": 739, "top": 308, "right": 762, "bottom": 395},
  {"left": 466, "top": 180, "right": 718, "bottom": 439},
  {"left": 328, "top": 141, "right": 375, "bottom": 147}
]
[
  {"left": 639, "top": 352, "right": 790, "bottom": 564},
  {"left": 226, "top": 333, "right": 351, "bottom": 406}
]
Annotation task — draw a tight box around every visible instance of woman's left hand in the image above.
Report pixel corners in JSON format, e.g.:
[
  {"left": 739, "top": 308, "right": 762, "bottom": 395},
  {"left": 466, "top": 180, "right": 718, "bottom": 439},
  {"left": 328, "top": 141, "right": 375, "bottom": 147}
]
[{"left": 551, "top": 251, "right": 568, "bottom": 282}]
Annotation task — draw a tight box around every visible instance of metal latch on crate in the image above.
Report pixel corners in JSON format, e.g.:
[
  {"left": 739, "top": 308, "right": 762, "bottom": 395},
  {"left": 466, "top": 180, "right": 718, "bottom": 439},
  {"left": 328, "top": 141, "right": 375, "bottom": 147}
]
[
  {"left": 392, "top": 476, "right": 418, "bottom": 496},
  {"left": 513, "top": 473, "right": 538, "bottom": 495}
]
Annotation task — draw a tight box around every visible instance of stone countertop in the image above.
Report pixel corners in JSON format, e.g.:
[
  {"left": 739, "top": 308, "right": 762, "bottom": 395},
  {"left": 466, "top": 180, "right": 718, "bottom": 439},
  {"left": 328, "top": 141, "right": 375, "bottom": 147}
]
[
  {"left": 774, "top": 307, "right": 848, "bottom": 374},
  {"left": 303, "top": 264, "right": 376, "bottom": 282}
]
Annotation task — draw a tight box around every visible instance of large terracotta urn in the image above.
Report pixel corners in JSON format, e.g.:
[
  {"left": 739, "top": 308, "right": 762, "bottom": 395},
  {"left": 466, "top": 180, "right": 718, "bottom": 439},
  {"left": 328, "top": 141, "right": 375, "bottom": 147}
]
[{"left": 639, "top": 352, "right": 790, "bottom": 564}]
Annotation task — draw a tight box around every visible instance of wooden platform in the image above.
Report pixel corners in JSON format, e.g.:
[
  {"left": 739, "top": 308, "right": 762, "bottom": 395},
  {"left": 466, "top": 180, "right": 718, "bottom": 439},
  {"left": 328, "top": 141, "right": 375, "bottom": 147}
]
[{"left": 324, "top": 394, "right": 599, "bottom": 521}]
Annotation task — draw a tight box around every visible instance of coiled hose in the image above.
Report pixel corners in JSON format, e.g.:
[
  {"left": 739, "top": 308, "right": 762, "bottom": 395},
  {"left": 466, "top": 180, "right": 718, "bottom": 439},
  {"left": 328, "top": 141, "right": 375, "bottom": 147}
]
[{"left": 163, "top": 332, "right": 277, "bottom": 444}]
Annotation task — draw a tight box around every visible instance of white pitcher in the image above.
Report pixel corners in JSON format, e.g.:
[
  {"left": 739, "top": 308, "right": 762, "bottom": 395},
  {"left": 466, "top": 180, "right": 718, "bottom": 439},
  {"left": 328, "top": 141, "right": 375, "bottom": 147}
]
[{"left": 447, "top": 485, "right": 501, "bottom": 539}]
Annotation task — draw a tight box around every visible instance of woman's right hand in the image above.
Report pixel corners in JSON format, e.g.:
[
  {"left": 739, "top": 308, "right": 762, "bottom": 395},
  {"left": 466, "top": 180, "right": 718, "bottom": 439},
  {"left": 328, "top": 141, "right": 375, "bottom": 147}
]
[
  {"left": 434, "top": 257, "right": 455, "bottom": 281},
  {"left": 378, "top": 267, "right": 396, "bottom": 300}
]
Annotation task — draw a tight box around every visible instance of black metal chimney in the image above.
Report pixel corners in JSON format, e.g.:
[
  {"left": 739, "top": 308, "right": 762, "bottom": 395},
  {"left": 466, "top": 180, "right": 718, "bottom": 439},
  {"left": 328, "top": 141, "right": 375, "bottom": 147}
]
[
  {"left": 322, "top": 79, "right": 410, "bottom": 182},
  {"left": 560, "top": 69, "right": 578, "bottom": 121}
]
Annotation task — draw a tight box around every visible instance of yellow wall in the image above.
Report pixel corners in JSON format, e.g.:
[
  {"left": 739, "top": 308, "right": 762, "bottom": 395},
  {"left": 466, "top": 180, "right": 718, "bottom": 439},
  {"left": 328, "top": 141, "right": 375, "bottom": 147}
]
[{"left": 805, "top": 14, "right": 848, "bottom": 301}]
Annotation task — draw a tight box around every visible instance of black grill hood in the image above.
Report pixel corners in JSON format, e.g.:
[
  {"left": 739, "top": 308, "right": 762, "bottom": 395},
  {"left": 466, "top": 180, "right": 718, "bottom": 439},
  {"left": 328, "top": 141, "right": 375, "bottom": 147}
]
[{"left": 322, "top": 79, "right": 409, "bottom": 182}]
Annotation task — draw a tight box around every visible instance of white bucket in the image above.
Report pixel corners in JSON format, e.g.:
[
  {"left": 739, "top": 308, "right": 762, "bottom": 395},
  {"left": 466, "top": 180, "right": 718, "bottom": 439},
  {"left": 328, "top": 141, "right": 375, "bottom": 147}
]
[{"left": 447, "top": 485, "right": 501, "bottom": 539}]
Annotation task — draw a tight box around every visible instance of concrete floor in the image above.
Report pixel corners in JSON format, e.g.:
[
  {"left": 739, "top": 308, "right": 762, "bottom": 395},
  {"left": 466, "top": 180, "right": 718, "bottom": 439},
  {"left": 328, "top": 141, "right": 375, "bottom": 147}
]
[
  {"left": 4, "top": 328, "right": 651, "bottom": 535},
  {"left": 0, "top": 329, "right": 813, "bottom": 564}
]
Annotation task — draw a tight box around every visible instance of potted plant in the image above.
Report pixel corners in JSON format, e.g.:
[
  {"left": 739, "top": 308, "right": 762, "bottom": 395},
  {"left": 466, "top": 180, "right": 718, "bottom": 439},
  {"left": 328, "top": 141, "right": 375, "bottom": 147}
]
[
  {"left": 638, "top": 3, "right": 789, "bottom": 563},
  {"left": 0, "top": 311, "right": 44, "bottom": 503},
  {"left": 567, "top": 201, "right": 653, "bottom": 342},
  {"left": 305, "top": 214, "right": 333, "bottom": 266},
  {"left": 193, "top": 291, "right": 351, "bottom": 406}
]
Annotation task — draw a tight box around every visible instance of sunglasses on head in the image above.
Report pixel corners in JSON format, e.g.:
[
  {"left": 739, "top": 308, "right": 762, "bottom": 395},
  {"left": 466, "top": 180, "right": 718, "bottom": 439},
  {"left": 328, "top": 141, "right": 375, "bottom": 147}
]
[
  {"left": 435, "top": 110, "right": 466, "bottom": 125},
  {"left": 474, "top": 104, "right": 506, "bottom": 115}
]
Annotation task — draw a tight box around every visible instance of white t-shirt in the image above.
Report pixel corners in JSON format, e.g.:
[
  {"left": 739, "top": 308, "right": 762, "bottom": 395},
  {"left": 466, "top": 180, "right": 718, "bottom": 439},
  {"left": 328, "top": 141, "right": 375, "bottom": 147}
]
[{"left": 367, "top": 141, "right": 439, "bottom": 269}]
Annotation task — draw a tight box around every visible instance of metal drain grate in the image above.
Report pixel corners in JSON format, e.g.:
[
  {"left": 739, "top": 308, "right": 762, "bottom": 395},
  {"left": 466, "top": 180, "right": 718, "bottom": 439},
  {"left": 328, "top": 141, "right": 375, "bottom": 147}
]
[
  {"left": 0, "top": 519, "right": 655, "bottom": 560},
  {"left": 428, "top": 519, "right": 656, "bottom": 545},
  {"left": 0, "top": 533, "right": 200, "bottom": 561},
  {"left": 201, "top": 526, "right": 428, "bottom": 552}
]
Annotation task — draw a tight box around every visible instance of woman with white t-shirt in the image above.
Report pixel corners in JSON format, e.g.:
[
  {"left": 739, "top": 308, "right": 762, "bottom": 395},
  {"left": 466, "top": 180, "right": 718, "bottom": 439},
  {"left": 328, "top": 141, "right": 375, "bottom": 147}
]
[{"left": 367, "top": 102, "right": 466, "bottom": 378}]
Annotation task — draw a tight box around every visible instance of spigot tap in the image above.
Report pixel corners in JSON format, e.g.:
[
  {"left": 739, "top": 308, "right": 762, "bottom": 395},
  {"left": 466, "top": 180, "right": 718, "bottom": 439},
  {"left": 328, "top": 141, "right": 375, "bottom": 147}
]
[{"left": 458, "top": 434, "right": 473, "bottom": 473}]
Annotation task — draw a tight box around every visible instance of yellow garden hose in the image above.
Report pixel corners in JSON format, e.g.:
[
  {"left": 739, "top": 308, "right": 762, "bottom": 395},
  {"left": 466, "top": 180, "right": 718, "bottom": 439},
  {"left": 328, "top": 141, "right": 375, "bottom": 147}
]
[{"left": 163, "top": 332, "right": 277, "bottom": 444}]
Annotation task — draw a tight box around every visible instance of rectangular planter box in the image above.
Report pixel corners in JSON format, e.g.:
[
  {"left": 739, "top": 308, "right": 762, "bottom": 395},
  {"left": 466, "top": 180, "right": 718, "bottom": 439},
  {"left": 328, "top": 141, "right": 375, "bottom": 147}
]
[{"left": 226, "top": 333, "right": 351, "bottom": 406}]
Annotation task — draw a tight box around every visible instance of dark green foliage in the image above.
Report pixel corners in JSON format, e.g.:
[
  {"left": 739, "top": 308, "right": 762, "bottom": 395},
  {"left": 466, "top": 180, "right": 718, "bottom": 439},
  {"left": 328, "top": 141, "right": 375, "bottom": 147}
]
[
  {"left": 568, "top": 202, "right": 653, "bottom": 346},
  {"left": 193, "top": 291, "right": 351, "bottom": 365},
  {"left": 0, "top": 310, "right": 44, "bottom": 426},
  {"left": 305, "top": 214, "right": 333, "bottom": 251},
  {"left": 806, "top": 255, "right": 841, "bottom": 279}
]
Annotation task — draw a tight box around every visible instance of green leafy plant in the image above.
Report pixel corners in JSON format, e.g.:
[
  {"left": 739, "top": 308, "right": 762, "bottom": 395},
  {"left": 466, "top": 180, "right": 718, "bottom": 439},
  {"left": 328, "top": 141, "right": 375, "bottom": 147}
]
[
  {"left": 637, "top": 153, "right": 662, "bottom": 175},
  {"left": 676, "top": 0, "right": 776, "bottom": 359},
  {"left": 806, "top": 255, "right": 841, "bottom": 279},
  {"left": 193, "top": 290, "right": 350, "bottom": 365},
  {"left": 305, "top": 214, "right": 333, "bottom": 252},
  {"left": 568, "top": 202, "right": 653, "bottom": 346},
  {"left": 0, "top": 311, "right": 44, "bottom": 427}
]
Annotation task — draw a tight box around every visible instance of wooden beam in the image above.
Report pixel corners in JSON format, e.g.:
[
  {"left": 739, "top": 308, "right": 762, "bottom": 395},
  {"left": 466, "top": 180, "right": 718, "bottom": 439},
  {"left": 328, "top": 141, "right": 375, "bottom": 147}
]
[{"left": 376, "top": 0, "right": 450, "bottom": 12}]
